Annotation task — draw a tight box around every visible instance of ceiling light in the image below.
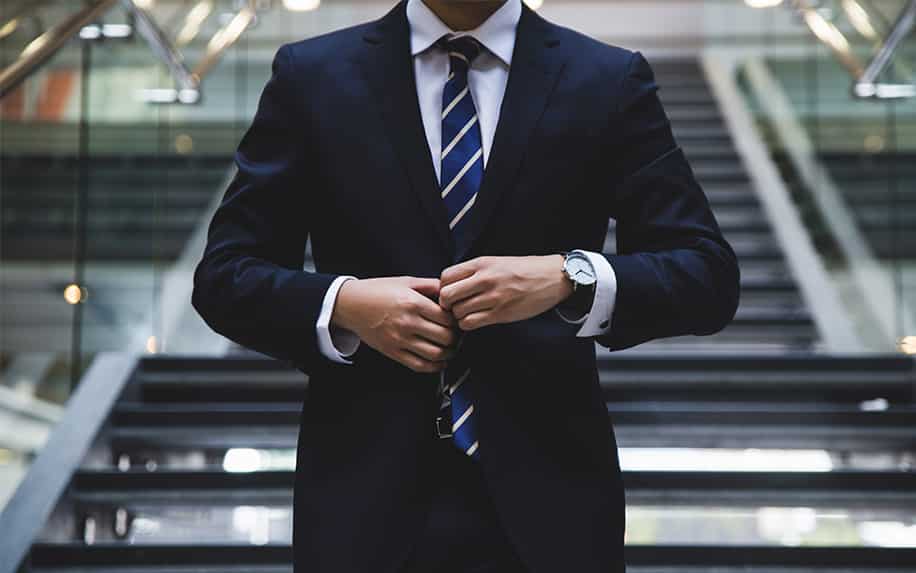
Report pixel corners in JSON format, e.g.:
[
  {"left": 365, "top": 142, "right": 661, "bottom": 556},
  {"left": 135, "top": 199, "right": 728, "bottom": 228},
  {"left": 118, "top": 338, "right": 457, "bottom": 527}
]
[{"left": 283, "top": 0, "right": 320, "bottom": 11}]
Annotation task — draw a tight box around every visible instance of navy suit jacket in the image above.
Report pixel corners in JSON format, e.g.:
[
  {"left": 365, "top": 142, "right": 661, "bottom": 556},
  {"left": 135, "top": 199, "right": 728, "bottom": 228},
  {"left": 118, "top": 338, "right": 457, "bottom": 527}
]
[{"left": 192, "top": 1, "right": 740, "bottom": 571}]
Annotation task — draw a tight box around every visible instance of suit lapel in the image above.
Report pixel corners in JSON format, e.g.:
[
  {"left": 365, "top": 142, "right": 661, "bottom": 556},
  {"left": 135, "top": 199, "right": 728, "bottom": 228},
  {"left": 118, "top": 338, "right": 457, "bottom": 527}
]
[
  {"left": 356, "top": 1, "right": 567, "bottom": 264},
  {"left": 455, "top": 4, "right": 566, "bottom": 263},
  {"left": 357, "top": 1, "right": 453, "bottom": 259}
]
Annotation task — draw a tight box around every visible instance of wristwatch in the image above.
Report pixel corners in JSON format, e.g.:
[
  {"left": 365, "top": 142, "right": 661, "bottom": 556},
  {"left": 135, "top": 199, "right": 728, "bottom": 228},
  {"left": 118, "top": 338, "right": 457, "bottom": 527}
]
[{"left": 559, "top": 250, "right": 597, "bottom": 318}]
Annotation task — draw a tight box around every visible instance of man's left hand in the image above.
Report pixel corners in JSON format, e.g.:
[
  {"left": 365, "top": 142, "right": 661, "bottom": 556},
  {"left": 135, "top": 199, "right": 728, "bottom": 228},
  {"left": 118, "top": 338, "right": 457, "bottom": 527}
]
[{"left": 439, "top": 255, "right": 574, "bottom": 331}]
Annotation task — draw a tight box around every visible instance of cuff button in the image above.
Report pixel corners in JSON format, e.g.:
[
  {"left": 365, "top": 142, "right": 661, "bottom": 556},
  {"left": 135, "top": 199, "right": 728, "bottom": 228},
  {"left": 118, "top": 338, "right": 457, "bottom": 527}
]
[{"left": 600, "top": 320, "right": 609, "bottom": 329}]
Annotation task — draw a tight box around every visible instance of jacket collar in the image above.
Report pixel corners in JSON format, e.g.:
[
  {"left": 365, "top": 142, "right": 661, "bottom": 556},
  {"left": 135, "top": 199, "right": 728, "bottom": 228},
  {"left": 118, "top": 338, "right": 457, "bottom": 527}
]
[
  {"left": 359, "top": 0, "right": 566, "bottom": 263},
  {"left": 406, "top": 0, "right": 521, "bottom": 66}
]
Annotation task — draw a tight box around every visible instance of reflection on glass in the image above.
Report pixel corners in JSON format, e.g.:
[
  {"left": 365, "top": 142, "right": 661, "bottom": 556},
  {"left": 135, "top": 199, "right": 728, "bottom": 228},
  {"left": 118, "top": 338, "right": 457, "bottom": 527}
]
[
  {"left": 56, "top": 502, "right": 916, "bottom": 547},
  {"left": 105, "top": 446, "right": 913, "bottom": 472},
  {"left": 625, "top": 505, "right": 916, "bottom": 547},
  {"left": 619, "top": 448, "right": 833, "bottom": 472}
]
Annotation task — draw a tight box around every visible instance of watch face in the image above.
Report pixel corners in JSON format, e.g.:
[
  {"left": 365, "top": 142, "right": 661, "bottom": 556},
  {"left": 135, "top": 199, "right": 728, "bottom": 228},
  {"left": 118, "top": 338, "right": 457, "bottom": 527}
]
[{"left": 566, "top": 255, "right": 597, "bottom": 285}]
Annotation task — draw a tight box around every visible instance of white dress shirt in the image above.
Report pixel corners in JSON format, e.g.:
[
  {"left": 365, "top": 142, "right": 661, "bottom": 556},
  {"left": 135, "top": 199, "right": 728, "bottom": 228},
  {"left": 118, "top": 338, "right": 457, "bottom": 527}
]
[{"left": 315, "top": 0, "right": 617, "bottom": 363}]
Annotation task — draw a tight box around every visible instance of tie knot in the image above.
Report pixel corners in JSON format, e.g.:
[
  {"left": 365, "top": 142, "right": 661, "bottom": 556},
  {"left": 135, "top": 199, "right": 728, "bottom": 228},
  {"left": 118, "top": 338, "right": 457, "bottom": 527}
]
[{"left": 438, "top": 35, "right": 482, "bottom": 71}]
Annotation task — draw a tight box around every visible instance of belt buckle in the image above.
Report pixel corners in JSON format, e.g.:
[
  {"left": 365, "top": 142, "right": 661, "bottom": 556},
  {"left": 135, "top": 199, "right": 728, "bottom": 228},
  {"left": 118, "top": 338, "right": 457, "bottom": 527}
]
[{"left": 435, "top": 415, "right": 453, "bottom": 439}]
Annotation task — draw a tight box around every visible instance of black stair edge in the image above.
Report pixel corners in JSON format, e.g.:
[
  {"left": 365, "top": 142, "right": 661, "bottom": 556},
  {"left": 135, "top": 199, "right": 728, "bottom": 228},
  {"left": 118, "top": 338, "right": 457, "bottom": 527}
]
[
  {"left": 136, "top": 356, "right": 299, "bottom": 373},
  {"left": 26, "top": 543, "right": 916, "bottom": 567},
  {"left": 597, "top": 354, "right": 915, "bottom": 372},
  {"left": 68, "top": 469, "right": 916, "bottom": 494},
  {"left": 108, "top": 402, "right": 916, "bottom": 428},
  {"left": 132, "top": 353, "right": 915, "bottom": 372}
]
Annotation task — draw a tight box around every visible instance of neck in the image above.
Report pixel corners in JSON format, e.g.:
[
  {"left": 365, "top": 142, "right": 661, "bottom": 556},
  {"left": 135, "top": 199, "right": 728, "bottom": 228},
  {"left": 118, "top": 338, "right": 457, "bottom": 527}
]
[{"left": 420, "top": 0, "right": 508, "bottom": 31}]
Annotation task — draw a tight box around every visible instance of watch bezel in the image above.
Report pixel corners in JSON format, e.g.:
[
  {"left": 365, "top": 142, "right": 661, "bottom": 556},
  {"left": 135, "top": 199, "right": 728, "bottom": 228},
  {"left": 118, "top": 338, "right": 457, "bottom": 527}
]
[{"left": 563, "top": 251, "right": 598, "bottom": 288}]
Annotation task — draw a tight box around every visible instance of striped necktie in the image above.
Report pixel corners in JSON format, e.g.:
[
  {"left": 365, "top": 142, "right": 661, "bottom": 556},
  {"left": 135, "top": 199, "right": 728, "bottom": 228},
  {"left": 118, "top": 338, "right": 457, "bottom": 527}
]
[{"left": 438, "top": 35, "right": 483, "bottom": 460}]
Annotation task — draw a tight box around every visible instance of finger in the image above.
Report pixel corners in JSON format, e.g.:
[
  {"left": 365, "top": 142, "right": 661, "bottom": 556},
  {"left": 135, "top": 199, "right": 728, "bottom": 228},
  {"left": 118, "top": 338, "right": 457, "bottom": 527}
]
[
  {"left": 440, "top": 257, "right": 485, "bottom": 288},
  {"left": 412, "top": 320, "right": 458, "bottom": 348},
  {"left": 396, "top": 348, "right": 445, "bottom": 373},
  {"left": 409, "top": 277, "right": 441, "bottom": 300},
  {"left": 440, "top": 272, "right": 489, "bottom": 310},
  {"left": 458, "top": 310, "right": 494, "bottom": 331},
  {"left": 414, "top": 294, "right": 456, "bottom": 327},
  {"left": 407, "top": 337, "right": 452, "bottom": 363},
  {"left": 451, "top": 293, "right": 496, "bottom": 321}
]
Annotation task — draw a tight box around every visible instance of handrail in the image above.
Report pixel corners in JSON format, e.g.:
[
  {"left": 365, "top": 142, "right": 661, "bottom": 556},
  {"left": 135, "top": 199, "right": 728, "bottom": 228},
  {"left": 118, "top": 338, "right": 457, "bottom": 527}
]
[
  {"left": 0, "top": 0, "right": 118, "bottom": 100},
  {"left": 120, "top": 0, "right": 199, "bottom": 99},
  {"left": 0, "top": 0, "right": 258, "bottom": 104},
  {"left": 0, "top": 0, "right": 56, "bottom": 40},
  {"left": 787, "top": 0, "right": 916, "bottom": 99},
  {"left": 700, "top": 50, "right": 863, "bottom": 353},
  {"left": 191, "top": 2, "right": 257, "bottom": 82},
  {"left": 0, "top": 353, "right": 137, "bottom": 573},
  {"left": 853, "top": 0, "right": 916, "bottom": 98},
  {"left": 127, "top": 0, "right": 257, "bottom": 104},
  {"left": 789, "top": 0, "right": 866, "bottom": 79},
  {"left": 741, "top": 57, "right": 916, "bottom": 346}
]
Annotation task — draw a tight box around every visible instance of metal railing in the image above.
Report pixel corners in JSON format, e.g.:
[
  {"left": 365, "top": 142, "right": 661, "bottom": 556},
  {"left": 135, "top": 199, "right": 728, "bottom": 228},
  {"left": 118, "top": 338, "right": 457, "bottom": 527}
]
[
  {"left": 0, "top": 0, "right": 118, "bottom": 100},
  {"left": 786, "top": 0, "right": 916, "bottom": 99},
  {"left": 0, "top": 0, "right": 258, "bottom": 103},
  {"left": 0, "top": 353, "right": 137, "bottom": 573}
]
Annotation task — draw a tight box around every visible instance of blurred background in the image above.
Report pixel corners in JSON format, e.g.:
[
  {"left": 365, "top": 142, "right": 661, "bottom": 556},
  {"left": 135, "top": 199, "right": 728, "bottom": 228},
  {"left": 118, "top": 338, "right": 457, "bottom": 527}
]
[{"left": 1, "top": 0, "right": 915, "bottom": 571}]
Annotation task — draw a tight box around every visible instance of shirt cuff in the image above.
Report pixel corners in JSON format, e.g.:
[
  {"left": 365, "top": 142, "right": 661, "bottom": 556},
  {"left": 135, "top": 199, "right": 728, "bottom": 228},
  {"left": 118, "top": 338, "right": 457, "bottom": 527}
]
[
  {"left": 316, "top": 275, "right": 361, "bottom": 364},
  {"left": 554, "top": 250, "right": 617, "bottom": 337}
]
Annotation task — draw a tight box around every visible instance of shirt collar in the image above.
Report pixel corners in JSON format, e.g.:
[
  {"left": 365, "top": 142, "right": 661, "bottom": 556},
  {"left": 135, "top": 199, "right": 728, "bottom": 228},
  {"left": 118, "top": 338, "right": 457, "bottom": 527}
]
[{"left": 406, "top": 0, "right": 521, "bottom": 66}]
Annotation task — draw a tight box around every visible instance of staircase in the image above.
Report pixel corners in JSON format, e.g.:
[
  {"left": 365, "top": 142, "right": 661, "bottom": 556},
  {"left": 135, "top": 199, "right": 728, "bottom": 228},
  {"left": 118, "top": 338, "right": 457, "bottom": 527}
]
[
  {"left": 604, "top": 59, "right": 820, "bottom": 354},
  {"left": 0, "top": 153, "right": 230, "bottom": 261},
  {"left": 4, "top": 59, "right": 915, "bottom": 573},
  {"left": 821, "top": 152, "right": 916, "bottom": 260},
  {"left": 6, "top": 353, "right": 915, "bottom": 572}
]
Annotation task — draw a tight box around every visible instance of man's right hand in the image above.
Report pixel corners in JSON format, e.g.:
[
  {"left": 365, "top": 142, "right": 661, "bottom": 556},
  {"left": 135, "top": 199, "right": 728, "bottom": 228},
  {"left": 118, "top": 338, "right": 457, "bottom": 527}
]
[{"left": 330, "top": 277, "right": 459, "bottom": 373}]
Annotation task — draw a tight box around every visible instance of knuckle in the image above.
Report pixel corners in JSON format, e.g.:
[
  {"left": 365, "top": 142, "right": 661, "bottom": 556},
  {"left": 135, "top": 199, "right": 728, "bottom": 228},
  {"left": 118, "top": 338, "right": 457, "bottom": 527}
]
[
  {"left": 395, "top": 314, "right": 413, "bottom": 332},
  {"left": 403, "top": 297, "right": 420, "bottom": 313}
]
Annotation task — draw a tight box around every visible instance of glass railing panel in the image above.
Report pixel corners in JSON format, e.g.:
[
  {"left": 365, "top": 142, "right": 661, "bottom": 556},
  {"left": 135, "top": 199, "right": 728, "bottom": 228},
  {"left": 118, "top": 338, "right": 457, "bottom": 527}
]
[
  {"left": 85, "top": 445, "right": 916, "bottom": 473},
  {"left": 0, "top": 0, "right": 284, "bottom": 512},
  {"left": 1, "top": 0, "right": 89, "bottom": 514},
  {"left": 701, "top": 0, "right": 916, "bottom": 354},
  {"left": 37, "top": 499, "right": 916, "bottom": 547}
]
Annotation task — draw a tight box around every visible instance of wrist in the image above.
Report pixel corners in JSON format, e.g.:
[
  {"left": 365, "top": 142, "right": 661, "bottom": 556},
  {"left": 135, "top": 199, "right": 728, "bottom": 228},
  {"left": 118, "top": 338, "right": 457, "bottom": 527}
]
[
  {"left": 330, "top": 278, "right": 360, "bottom": 332},
  {"left": 557, "top": 251, "right": 596, "bottom": 315},
  {"left": 552, "top": 254, "right": 574, "bottom": 304}
]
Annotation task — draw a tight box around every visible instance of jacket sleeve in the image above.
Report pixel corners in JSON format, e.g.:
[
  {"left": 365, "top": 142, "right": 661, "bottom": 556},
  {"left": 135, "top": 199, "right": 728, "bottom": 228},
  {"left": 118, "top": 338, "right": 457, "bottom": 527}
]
[
  {"left": 191, "top": 44, "right": 341, "bottom": 372},
  {"left": 595, "top": 51, "right": 741, "bottom": 352}
]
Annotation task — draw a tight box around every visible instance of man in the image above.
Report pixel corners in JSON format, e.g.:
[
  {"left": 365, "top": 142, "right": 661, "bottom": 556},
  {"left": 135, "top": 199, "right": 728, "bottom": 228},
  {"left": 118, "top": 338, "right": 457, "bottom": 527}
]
[{"left": 191, "top": 0, "right": 740, "bottom": 571}]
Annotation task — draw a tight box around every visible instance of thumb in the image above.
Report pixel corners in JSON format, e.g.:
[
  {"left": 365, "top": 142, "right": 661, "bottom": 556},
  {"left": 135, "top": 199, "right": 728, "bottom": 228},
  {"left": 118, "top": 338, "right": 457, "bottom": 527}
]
[{"left": 409, "top": 277, "right": 441, "bottom": 299}]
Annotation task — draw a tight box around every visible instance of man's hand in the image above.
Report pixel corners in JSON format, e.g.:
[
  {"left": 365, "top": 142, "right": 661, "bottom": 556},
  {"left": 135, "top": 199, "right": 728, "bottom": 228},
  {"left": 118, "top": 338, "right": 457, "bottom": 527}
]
[
  {"left": 331, "top": 277, "right": 460, "bottom": 373},
  {"left": 439, "top": 255, "right": 574, "bottom": 331}
]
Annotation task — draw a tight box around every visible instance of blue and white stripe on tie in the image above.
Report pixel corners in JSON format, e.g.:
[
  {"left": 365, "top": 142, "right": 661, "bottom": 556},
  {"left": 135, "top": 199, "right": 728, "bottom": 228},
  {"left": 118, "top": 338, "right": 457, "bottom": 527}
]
[
  {"left": 438, "top": 35, "right": 484, "bottom": 252},
  {"left": 437, "top": 34, "right": 483, "bottom": 460}
]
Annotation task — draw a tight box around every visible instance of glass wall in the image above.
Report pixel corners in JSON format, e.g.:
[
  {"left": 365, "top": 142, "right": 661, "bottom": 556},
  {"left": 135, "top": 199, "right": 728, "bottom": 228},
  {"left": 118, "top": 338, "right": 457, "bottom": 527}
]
[
  {"left": 0, "top": 0, "right": 916, "bottom": 528},
  {"left": 1, "top": 0, "right": 915, "bottom": 554},
  {"left": 0, "top": 0, "right": 279, "bottom": 508},
  {"left": 701, "top": 0, "right": 916, "bottom": 353}
]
